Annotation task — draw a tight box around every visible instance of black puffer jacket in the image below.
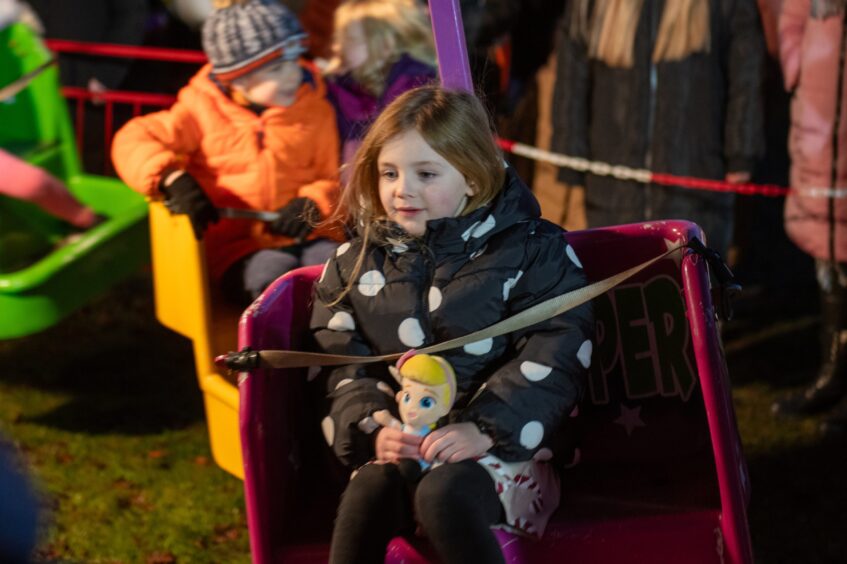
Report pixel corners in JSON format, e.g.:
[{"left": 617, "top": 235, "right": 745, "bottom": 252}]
[
  {"left": 311, "top": 169, "right": 594, "bottom": 469},
  {"left": 551, "top": 0, "right": 765, "bottom": 256}
]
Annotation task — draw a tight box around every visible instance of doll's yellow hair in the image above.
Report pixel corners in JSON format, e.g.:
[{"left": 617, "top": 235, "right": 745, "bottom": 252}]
[{"left": 399, "top": 354, "right": 456, "bottom": 407}]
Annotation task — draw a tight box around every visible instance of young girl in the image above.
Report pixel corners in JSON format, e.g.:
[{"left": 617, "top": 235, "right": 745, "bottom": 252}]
[
  {"left": 325, "top": 0, "right": 437, "bottom": 169},
  {"left": 112, "top": 0, "right": 340, "bottom": 305},
  {"left": 310, "top": 86, "right": 594, "bottom": 563}
]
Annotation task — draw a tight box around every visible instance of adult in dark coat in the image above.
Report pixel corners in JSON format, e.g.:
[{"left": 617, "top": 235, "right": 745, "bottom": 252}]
[
  {"left": 551, "top": 0, "right": 765, "bottom": 258},
  {"left": 29, "top": 0, "right": 148, "bottom": 90}
]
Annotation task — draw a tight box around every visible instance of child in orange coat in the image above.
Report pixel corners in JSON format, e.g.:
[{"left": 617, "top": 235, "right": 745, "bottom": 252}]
[{"left": 112, "top": 0, "right": 341, "bottom": 305}]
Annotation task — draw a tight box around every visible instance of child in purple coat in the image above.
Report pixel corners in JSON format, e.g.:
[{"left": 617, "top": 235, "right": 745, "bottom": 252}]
[{"left": 324, "top": 0, "right": 437, "bottom": 170}]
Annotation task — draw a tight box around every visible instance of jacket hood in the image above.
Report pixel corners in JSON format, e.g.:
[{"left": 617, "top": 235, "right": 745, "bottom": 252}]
[{"left": 377, "top": 166, "right": 541, "bottom": 255}]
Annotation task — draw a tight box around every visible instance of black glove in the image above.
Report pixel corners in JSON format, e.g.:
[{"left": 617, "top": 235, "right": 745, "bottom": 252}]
[
  {"left": 270, "top": 197, "right": 320, "bottom": 240},
  {"left": 160, "top": 172, "right": 219, "bottom": 240}
]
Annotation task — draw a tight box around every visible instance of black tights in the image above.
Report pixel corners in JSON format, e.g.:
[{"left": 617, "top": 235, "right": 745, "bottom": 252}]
[{"left": 329, "top": 459, "right": 505, "bottom": 564}]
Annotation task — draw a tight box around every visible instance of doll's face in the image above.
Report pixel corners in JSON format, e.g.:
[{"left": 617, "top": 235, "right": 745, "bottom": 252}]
[
  {"left": 397, "top": 378, "right": 451, "bottom": 428},
  {"left": 378, "top": 129, "right": 474, "bottom": 236},
  {"left": 232, "top": 59, "right": 302, "bottom": 107},
  {"left": 339, "top": 20, "right": 369, "bottom": 71}
]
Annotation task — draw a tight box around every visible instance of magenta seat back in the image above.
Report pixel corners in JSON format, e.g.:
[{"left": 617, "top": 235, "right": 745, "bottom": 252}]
[{"left": 238, "top": 220, "right": 752, "bottom": 564}]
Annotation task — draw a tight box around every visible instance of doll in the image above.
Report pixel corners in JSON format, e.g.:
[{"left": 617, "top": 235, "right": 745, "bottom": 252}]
[{"left": 388, "top": 352, "right": 456, "bottom": 469}]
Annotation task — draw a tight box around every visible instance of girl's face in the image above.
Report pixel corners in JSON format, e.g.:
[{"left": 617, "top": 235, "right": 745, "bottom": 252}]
[
  {"left": 377, "top": 129, "right": 474, "bottom": 237},
  {"left": 232, "top": 59, "right": 302, "bottom": 107},
  {"left": 340, "top": 20, "right": 369, "bottom": 71}
]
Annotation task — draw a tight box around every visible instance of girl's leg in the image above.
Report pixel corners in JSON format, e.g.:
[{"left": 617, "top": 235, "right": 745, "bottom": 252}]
[
  {"left": 242, "top": 249, "right": 300, "bottom": 299},
  {"left": 415, "top": 460, "right": 505, "bottom": 564},
  {"left": 329, "top": 462, "right": 415, "bottom": 564}
]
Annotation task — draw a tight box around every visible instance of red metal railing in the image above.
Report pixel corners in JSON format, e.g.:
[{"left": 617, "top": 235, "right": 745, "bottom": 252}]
[{"left": 44, "top": 40, "right": 206, "bottom": 173}]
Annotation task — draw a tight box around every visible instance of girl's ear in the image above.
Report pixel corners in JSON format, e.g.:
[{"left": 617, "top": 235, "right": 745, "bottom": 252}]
[{"left": 465, "top": 179, "right": 476, "bottom": 197}]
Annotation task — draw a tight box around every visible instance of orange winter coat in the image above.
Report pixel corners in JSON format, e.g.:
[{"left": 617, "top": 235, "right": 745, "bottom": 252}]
[{"left": 111, "top": 63, "right": 341, "bottom": 279}]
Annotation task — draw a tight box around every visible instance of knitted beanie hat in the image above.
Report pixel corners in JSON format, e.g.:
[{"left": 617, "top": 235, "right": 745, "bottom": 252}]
[{"left": 202, "top": 0, "right": 308, "bottom": 82}]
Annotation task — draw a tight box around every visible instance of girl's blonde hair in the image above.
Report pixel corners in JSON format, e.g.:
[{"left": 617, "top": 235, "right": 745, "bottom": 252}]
[
  {"left": 330, "top": 0, "right": 436, "bottom": 95},
  {"left": 571, "top": 0, "right": 710, "bottom": 68},
  {"left": 327, "top": 85, "right": 505, "bottom": 304}
]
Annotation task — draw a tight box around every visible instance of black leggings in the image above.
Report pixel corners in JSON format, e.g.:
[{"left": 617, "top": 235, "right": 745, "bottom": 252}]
[{"left": 329, "top": 459, "right": 505, "bottom": 564}]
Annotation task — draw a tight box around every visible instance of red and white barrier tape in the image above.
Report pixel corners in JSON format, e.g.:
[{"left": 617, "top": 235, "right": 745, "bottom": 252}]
[{"left": 497, "top": 139, "right": 792, "bottom": 198}]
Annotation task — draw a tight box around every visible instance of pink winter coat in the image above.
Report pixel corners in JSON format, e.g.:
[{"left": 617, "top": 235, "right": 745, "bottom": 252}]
[{"left": 781, "top": 0, "right": 847, "bottom": 262}]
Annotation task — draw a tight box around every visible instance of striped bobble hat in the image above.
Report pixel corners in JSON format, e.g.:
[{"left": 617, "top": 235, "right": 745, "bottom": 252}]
[{"left": 202, "top": 0, "right": 308, "bottom": 82}]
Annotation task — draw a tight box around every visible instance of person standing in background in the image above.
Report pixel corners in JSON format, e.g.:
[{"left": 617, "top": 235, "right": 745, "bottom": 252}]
[
  {"left": 772, "top": 0, "right": 847, "bottom": 438},
  {"left": 551, "top": 0, "right": 766, "bottom": 259},
  {"left": 28, "top": 0, "right": 148, "bottom": 173},
  {"left": 28, "top": 0, "right": 148, "bottom": 95}
]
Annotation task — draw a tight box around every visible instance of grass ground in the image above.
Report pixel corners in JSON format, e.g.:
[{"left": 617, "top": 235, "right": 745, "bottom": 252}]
[
  {"left": 1, "top": 272, "right": 846, "bottom": 563},
  {"left": 0, "top": 275, "right": 249, "bottom": 563}
]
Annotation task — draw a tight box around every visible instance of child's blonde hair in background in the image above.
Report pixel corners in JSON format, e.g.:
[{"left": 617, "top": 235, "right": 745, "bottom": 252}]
[
  {"left": 327, "top": 85, "right": 505, "bottom": 304},
  {"left": 330, "top": 0, "right": 436, "bottom": 95}
]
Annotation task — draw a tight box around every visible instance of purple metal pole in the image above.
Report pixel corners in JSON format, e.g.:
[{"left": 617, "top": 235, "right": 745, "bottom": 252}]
[{"left": 429, "top": 0, "right": 473, "bottom": 92}]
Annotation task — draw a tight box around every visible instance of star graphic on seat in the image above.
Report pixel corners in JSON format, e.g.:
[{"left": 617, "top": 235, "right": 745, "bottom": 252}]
[
  {"left": 664, "top": 237, "right": 683, "bottom": 267},
  {"left": 614, "top": 404, "right": 646, "bottom": 436}
]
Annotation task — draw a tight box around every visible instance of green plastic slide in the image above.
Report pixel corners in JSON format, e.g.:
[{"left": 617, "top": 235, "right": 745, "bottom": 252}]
[{"left": 0, "top": 22, "right": 149, "bottom": 339}]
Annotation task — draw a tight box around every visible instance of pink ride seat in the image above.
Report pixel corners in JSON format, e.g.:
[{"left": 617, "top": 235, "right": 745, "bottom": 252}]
[{"left": 237, "top": 220, "right": 752, "bottom": 564}]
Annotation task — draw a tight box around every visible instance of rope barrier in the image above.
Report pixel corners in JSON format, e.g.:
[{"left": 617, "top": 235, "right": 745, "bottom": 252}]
[{"left": 497, "top": 138, "right": 792, "bottom": 198}]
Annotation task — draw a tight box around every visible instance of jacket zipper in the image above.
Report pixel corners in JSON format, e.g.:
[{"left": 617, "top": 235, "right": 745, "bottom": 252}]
[
  {"left": 644, "top": 1, "right": 660, "bottom": 220},
  {"left": 255, "top": 120, "right": 273, "bottom": 211},
  {"left": 420, "top": 245, "right": 435, "bottom": 343}
]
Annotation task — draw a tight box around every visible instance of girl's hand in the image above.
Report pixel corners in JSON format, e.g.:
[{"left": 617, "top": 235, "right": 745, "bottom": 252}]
[
  {"left": 420, "top": 423, "right": 494, "bottom": 464},
  {"left": 372, "top": 410, "right": 422, "bottom": 463}
]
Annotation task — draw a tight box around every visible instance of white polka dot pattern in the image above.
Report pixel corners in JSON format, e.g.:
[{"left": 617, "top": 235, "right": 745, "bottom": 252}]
[
  {"left": 472, "top": 216, "right": 496, "bottom": 238},
  {"left": 519, "top": 421, "right": 544, "bottom": 449},
  {"left": 327, "top": 311, "right": 355, "bottom": 331},
  {"left": 520, "top": 361, "right": 552, "bottom": 382},
  {"left": 502, "top": 271, "right": 524, "bottom": 301},
  {"left": 358, "top": 416, "right": 379, "bottom": 434},
  {"left": 428, "top": 286, "right": 442, "bottom": 312},
  {"left": 566, "top": 244, "right": 583, "bottom": 269},
  {"left": 461, "top": 216, "right": 497, "bottom": 240},
  {"left": 461, "top": 221, "right": 481, "bottom": 241},
  {"left": 321, "top": 416, "right": 335, "bottom": 446},
  {"left": 318, "top": 259, "right": 330, "bottom": 283},
  {"left": 376, "top": 381, "right": 394, "bottom": 396},
  {"left": 577, "top": 340, "right": 593, "bottom": 369},
  {"left": 358, "top": 270, "right": 386, "bottom": 296},
  {"left": 464, "top": 338, "right": 493, "bottom": 356},
  {"left": 398, "top": 318, "right": 425, "bottom": 347},
  {"left": 336, "top": 242, "right": 351, "bottom": 257},
  {"left": 387, "top": 237, "right": 409, "bottom": 253}
]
